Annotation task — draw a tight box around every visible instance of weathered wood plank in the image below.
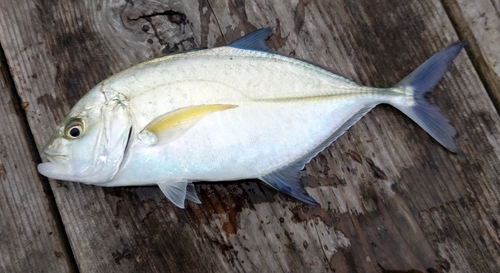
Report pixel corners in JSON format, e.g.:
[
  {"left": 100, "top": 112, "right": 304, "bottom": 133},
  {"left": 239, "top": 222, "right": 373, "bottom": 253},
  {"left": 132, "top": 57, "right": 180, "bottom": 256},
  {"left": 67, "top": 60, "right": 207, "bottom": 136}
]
[
  {"left": 443, "top": 0, "right": 500, "bottom": 110},
  {"left": 0, "top": 47, "right": 75, "bottom": 271},
  {"left": 0, "top": 0, "right": 499, "bottom": 272}
]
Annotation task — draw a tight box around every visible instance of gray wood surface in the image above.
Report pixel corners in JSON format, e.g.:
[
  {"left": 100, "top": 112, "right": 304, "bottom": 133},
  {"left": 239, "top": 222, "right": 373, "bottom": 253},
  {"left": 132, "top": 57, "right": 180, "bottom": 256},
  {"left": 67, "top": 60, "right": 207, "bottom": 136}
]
[
  {"left": 0, "top": 45, "right": 75, "bottom": 272},
  {"left": 442, "top": 0, "right": 500, "bottom": 109},
  {"left": 1, "top": 0, "right": 500, "bottom": 272}
]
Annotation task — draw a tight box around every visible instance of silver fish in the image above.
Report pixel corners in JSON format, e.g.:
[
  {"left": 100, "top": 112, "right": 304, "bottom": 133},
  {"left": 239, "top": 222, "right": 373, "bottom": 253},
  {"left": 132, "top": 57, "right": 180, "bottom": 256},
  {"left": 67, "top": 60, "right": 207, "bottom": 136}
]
[{"left": 38, "top": 28, "right": 465, "bottom": 208}]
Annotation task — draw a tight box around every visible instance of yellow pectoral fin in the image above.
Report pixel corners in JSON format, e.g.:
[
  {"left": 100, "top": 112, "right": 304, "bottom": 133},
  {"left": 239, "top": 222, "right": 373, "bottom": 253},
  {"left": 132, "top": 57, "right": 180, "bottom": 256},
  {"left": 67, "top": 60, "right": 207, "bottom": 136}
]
[{"left": 141, "top": 104, "right": 238, "bottom": 145}]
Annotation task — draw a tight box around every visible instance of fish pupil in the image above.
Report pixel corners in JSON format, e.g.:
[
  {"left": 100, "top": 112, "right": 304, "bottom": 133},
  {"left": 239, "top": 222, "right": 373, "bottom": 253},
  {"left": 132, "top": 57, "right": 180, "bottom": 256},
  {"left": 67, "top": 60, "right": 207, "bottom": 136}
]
[{"left": 69, "top": 127, "right": 80, "bottom": 137}]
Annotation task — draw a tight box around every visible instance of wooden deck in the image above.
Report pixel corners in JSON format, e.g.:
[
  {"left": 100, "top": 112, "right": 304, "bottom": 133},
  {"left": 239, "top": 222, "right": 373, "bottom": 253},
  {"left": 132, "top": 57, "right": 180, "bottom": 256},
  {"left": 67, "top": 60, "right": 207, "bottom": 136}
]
[{"left": 1, "top": 0, "right": 500, "bottom": 272}]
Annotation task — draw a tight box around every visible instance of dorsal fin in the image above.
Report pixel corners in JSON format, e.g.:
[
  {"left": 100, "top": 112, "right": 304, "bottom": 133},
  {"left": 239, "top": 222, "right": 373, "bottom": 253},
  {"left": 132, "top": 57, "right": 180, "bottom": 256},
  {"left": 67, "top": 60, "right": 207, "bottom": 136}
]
[{"left": 229, "top": 27, "right": 273, "bottom": 51}]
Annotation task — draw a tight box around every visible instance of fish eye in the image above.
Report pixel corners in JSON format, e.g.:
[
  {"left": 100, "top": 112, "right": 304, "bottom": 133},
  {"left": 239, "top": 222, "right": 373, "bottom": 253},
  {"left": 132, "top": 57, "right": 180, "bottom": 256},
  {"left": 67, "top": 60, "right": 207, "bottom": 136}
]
[{"left": 64, "top": 119, "right": 84, "bottom": 139}]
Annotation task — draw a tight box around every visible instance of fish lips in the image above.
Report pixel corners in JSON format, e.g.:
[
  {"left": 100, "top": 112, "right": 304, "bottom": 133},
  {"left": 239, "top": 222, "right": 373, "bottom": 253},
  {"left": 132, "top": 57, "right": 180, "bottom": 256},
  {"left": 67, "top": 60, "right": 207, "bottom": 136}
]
[
  {"left": 37, "top": 152, "right": 117, "bottom": 184},
  {"left": 37, "top": 151, "right": 73, "bottom": 181},
  {"left": 37, "top": 161, "right": 68, "bottom": 180}
]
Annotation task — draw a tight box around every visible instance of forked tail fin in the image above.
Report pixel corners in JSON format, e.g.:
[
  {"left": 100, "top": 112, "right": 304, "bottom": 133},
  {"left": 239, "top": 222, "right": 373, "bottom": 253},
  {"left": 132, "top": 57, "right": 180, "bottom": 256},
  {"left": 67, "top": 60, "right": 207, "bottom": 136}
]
[{"left": 391, "top": 42, "right": 467, "bottom": 153}]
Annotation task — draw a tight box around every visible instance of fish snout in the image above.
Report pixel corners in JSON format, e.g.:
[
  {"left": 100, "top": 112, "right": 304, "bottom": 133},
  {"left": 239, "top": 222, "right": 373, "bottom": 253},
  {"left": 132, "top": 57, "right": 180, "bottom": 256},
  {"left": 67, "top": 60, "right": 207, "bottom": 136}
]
[{"left": 38, "top": 148, "right": 70, "bottom": 180}]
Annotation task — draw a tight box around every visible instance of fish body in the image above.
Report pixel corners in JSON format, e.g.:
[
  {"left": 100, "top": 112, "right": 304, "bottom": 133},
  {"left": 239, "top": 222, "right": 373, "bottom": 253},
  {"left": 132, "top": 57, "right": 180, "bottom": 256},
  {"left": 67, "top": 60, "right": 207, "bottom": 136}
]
[{"left": 38, "top": 28, "right": 465, "bottom": 208}]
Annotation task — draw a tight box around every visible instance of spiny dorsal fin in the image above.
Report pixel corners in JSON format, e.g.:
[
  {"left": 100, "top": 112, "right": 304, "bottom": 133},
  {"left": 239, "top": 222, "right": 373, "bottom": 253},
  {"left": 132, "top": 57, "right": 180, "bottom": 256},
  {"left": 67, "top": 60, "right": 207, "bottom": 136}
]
[
  {"left": 229, "top": 27, "right": 273, "bottom": 51},
  {"left": 140, "top": 104, "right": 238, "bottom": 145}
]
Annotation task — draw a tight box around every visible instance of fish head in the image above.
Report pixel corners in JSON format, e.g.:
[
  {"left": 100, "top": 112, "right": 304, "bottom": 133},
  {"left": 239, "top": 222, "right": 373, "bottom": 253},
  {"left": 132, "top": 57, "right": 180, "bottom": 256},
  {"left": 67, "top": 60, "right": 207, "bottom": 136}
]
[{"left": 37, "top": 88, "right": 133, "bottom": 184}]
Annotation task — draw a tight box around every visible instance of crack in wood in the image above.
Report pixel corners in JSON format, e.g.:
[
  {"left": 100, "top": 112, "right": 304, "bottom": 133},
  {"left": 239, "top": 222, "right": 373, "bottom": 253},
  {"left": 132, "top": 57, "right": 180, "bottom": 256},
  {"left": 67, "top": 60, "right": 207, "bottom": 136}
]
[
  {"left": 205, "top": 0, "right": 226, "bottom": 45},
  {"left": 128, "top": 10, "right": 188, "bottom": 25},
  {"left": 123, "top": 6, "right": 196, "bottom": 53},
  {"left": 132, "top": 11, "right": 186, "bottom": 46}
]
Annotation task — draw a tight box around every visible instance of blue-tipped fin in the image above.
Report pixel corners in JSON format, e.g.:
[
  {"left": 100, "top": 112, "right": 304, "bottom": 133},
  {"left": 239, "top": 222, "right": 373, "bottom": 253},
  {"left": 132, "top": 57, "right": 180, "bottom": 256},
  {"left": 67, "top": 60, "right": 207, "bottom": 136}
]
[
  {"left": 261, "top": 166, "right": 319, "bottom": 205},
  {"left": 392, "top": 42, "right": 466, "bottom": 153},
  {"left": 229, "top": 27, "right": 273, "bottom": 51},
  {"left": 260, "top": 104, "right": 377, "bottom": 206}
]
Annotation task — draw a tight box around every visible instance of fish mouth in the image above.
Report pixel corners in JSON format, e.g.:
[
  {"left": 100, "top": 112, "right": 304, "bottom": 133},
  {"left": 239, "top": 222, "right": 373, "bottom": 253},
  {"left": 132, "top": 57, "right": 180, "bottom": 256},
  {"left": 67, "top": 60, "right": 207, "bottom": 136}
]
[
  {"left": 38, "top": 161, "right": 70, "bottom": 180},
  {"left": 38, "top": 150, "right": 70, "bottom": 179},
  {"left": 42, "top": 149, "right": 69, "bottom": 163}
]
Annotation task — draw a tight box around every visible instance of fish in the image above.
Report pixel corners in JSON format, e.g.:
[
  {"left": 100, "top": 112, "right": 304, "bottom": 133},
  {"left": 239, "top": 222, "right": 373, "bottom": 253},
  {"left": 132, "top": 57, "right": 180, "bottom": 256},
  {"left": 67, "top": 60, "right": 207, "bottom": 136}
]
[{"left": 37, "top": 28, "right": 465, "bottom": 208}]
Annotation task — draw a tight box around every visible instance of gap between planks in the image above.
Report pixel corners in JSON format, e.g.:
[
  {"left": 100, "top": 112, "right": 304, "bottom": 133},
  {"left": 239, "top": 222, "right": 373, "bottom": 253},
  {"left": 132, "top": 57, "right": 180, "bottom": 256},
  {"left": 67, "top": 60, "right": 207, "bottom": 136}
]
[
  {"left": 0, "top": 43, "right": 80, "bottom": 273},
  {"left": 441, "top": 0, "right": 500, "bottom": 113}
]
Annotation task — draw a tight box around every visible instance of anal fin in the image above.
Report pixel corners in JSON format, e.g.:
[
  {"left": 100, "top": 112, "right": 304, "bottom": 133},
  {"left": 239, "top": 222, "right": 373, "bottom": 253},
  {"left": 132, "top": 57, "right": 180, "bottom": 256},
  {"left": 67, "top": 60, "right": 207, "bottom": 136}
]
[
  {"left": 261, "top": 104, "right": 377, "bottom": 205},
  {"left": 261, "top": 168, "right": 318, "bottom": 205}
]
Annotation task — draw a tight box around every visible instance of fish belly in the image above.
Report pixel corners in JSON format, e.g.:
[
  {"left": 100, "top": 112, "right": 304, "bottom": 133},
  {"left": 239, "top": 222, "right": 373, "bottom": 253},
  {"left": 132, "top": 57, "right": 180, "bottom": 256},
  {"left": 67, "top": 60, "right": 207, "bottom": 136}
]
[
  {"left": 167, "top": 99, "right": 372, "bottom": 179},
  {"left": 112, "top": 97, "right": 376, "bottom": 186}
]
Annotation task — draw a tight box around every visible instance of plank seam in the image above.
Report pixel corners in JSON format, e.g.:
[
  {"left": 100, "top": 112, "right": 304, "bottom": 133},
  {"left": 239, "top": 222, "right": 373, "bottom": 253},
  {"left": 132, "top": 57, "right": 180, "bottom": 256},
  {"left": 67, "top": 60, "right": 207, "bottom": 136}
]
[
  {"left": 440, "top": 0, "right": 500, "bottom": 114},
  {"left": 0, "top": 41, "right": 80, "bottom": 273}
]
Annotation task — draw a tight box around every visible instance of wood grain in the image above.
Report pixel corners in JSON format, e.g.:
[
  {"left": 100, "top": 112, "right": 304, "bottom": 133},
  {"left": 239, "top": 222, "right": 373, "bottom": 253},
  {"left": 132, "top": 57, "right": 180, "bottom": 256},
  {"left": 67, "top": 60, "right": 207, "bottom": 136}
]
[
  {"left": 0, "top": 47, "right": 75, "bottom": 272},
  {"left": 443, "top": 0, "right": 500, "bottom": 110},
  {"left": 0, "top": 0, "right": 499, "bottom": 272}
]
